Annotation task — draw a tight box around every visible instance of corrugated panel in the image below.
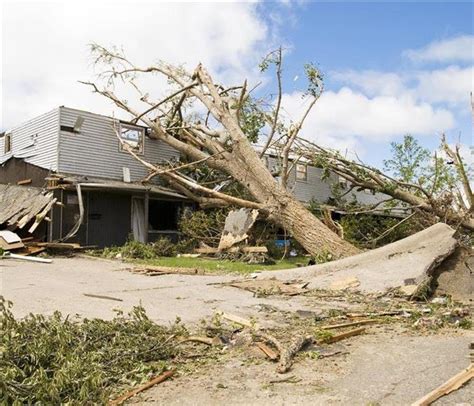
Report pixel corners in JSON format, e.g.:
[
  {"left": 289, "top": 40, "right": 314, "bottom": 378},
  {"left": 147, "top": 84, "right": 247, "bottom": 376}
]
[
  {"left": 0, "top": 108, "right": 59, "bottom": 170},
  {"left": 57, "top": 107, "right": 180, "bottom": 182}
]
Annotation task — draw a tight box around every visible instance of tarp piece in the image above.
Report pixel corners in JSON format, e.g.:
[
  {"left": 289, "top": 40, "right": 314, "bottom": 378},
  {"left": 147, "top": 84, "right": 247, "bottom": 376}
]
[
  {"left": 258, "top": 223, "right": 457, "bottom": 296},
  {"left": 0, "top": 184, "right": 54, "bottom": 231},
  {"left": 218, "top": 208, "right": 259, "bottom": 250}
]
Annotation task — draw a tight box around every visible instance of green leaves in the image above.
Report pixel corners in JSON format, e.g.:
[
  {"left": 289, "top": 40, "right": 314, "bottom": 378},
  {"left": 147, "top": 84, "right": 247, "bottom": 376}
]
[{"left": 1, "top": 297, "right": 184, "bottom": 404}]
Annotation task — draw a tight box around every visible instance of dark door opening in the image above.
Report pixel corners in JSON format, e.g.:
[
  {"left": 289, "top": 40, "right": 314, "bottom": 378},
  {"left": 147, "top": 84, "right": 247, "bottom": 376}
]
[{"left": 148, "top": 200, "right": 180, "bottom": 231}]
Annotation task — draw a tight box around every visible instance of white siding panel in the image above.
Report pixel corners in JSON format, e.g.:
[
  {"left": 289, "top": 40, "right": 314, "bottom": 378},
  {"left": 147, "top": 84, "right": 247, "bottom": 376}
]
[
  {"left": 0, "top": 108, "right": 59, "bottom": 169},
  {"left": 58, "top": 107, "right": 180, "bottom": 181}
]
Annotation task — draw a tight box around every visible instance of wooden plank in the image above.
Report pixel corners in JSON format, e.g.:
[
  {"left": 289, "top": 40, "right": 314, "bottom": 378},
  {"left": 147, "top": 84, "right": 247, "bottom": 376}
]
[
  {"left": 323, "top": 327, "right": 366, "bottom": 344},
  {"left": 108, "top": 369, "right": 175, "bottom": 406},
  {"left": 220, "top": 312, "right": 257, "bottom": 329},
  {"left": 17, "top": 179, "right": 32, "bottom": 185},
  {"left": 256, "top": 342, "right": 279, "bottom": 360},
  {"left": 411, "top": 364, "right": 473, "bottom": 406},
  {"left": 321, "top": 319, "right": 378, "bottom": 330},
  {"left": 28, "top": 198, "right": 57, "bottom": 233}
]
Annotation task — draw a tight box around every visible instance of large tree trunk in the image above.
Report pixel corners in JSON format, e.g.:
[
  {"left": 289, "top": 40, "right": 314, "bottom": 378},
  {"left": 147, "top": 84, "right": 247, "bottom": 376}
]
[{"left": 223, "top": 140, "right": 360, "bottom": 259}]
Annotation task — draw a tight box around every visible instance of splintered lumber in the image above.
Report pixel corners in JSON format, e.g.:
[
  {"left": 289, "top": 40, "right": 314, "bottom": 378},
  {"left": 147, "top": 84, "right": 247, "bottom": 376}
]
[
  {"left": 323, "top": 327, "right": 366, "bottom": 344},
  {"left": 256, "top": 342, "right": 279, "bottom": 361},
  {"left": 83, "top": 293, "right": 123, "bottom": 302},
  {"left": 131, "top": 265, "right": 205, "bottom": 276},
  {"left": 28, "top": 198, "right": 57, "bottom": 233},
  {"left": 179, "top": 336, "right": 221, "bottom": 346},
  {"left": 321, "top": 319, "right": 378, "bottom": 330},
  {"left": 108, "top": 369, "right": 175, "bottom": 406},
  {"left": 220, "top": 312, "right": 257, "bottom": 329},
  {"left": 0, "top": 185, "right": 56, "bottom": 230},
  {"left": 411, "top": 363, "right": 473, "bottom": 406},
  {"left": 221, "top": 278, "right": 308, "bottom": 296},
  {"left": 36, "top": 242, "right": 82, "bottom": 250}
]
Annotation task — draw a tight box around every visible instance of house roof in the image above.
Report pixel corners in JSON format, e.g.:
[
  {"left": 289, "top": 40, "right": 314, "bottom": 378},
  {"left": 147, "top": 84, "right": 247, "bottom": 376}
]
[{"left": 47, "top": 173, "right": 188, "bottom": 200}]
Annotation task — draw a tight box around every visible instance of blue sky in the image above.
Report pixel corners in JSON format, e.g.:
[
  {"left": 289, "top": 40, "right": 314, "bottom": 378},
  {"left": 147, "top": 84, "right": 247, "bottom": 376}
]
[
  {"left": 257, "top": 1, "right": 473, "bottom": 167},
  {"left": 2, "top": 0, "right": 473, "bottom": 169}
]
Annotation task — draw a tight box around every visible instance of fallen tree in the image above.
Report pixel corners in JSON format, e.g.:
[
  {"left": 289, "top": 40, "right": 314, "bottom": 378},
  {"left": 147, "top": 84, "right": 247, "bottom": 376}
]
[
  {"left": 296, "top": 135, "right": 473, "bottom": 232},
  {"left": 83, "top": 45, "right": 359, "bottom": 258}
]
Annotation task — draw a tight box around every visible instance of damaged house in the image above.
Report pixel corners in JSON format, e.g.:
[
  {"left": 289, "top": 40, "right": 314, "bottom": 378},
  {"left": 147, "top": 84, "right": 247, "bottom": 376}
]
[
  {"left": 0, "top": 107, "right": 189, "bottom": 247},
  {"left": 1, "top": 107, "right": 392, "bottom": 248}
]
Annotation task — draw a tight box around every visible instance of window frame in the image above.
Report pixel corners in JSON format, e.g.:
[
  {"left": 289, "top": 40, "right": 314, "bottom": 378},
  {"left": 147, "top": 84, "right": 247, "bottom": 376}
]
[
  {"left": 118, "top": 123, "right": 145, "bottom": 155},
  {"left": 295, "top": 163, "right": 308, "bottom": 181}
]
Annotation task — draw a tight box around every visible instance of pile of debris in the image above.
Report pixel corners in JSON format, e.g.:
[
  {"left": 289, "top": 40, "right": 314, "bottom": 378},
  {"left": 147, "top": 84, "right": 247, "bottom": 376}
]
[
  {"left": 194, "top": 208, "right": 269, "bottom": 263},
  {"left": 0, "top": 230, "right": 85, "bottom": 263},
  {"left": 0, "top": 184, "right": 56, "bottom": 233}
]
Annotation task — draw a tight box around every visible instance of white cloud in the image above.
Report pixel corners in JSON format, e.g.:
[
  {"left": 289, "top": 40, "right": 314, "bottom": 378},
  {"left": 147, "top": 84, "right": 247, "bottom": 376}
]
[
  {"left": 331, "top": 70, "right": 406, "bottom": 97},
  {"left": 281, "top": 88, "right": 454, "bottom": 150},
  {"left": 404, "top": 35, "right": 474, "bottom": 63},
  {"left": 2, "top": 1, "right": 269, "bottom": 129},
  {"left": 415, "top": 65, "right": 474, "bottom": 105},
  {"left": 332, "top": 65, "right": 473, "bottom": 107}
]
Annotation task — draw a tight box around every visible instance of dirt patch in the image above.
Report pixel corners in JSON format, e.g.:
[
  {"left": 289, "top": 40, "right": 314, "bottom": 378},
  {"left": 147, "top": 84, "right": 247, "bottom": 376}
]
[{"left": 435, "top": 247, "right": 474, "bottom": 304}]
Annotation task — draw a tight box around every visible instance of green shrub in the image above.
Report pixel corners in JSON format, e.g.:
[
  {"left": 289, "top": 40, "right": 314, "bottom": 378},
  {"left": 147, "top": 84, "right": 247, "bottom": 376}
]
[
  {"left": 152, "top": 238, "right": 176, "bottom": 257},
  {"left": 120, "top": 239, "right": 156, "bottom": 259}
]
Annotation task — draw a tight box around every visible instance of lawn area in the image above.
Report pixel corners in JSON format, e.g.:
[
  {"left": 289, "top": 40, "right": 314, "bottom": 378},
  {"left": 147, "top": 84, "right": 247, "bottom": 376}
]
[{"left": 133, "top": 256, "right": 307, "bottom": 274}]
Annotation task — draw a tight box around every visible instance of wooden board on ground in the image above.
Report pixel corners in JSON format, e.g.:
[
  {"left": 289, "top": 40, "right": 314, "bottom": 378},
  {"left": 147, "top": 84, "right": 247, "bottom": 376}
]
[
  {"left": 411, "top": 363, "right": 473, "bottom": 406},
  {"left": 131, "top": 265, "right": 206, "bottom": 276},
  {"left": 220, "top": 278, "right": 309, "bottom": 296},
  {"left": 195, "top": 246, "right": 268, "bottom": 255}
]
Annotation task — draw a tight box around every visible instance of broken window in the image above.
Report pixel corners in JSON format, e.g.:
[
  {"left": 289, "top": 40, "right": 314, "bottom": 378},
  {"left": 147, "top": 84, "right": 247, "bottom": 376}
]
[
  {"left": 119, "top": 123, "right": 144, "bottom": 154},
  {"left": 296, "top": 163, "right": 307, "bottom": 181},
  {"left": 4, "top": 133, "right": 11, "bottom": 153}
]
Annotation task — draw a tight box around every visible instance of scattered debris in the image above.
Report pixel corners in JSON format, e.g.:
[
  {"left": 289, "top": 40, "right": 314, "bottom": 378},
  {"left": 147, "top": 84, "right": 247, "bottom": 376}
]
[
  {"left": 411, "top": 363, "right": 473, "bottom": 406},
  {"left": 0, "top": 230, "right": 24, "bottom": 251},
  {"left": 256, "top": 342, "right": 279, "bottom": 361},
  {"left": 218, "top": 208, "right": 259, "bottom": 250},
  {"left": 329, "top": 276, "right": 360, "bottom": 290},
  {"left": 130, "top": 265, "right": 206, "bottom": 276},
  {"left": 269, "top": 375, "right": 302, "bottom": 384},
  {"left": 277, "top": 335, "right": 313, "bottom": 374},
  {"left": 108, "top": 369, "right": 176, "bottom": 406},
  {"left": 219, "top": 312, "right": 257, "bottom": 329},
  {"left": 321, "top": 319, "right": 378, "bottom": 330},
  {"left": 2, "top": 252, "right": 52, "bottom": 263},
  {"left": 0, "top": 184, "right": 55, "bottom": 231},
  {"left": 179, "top": 336, "right": 222, "bottom": 346},
  {"left": 322, "top": 327, "right": 366, "bottom": 344},
  {"left": 83, "top": 293, "right": 123, "bottom": 302},
  {"left": 219, "top": 278, "right": 309, "bottom": 297}
]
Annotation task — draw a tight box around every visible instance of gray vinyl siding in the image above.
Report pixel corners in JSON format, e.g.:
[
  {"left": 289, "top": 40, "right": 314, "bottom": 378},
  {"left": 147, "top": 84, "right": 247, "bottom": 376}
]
[
  {"left": 265, "top": 156, "right": 335, "bottom": 204},
  {"left": 57, "top": 107, "right": 180, "bottom": 182},
  {"left": 0, "top": 108, "right": 59, "bottom": 170}
]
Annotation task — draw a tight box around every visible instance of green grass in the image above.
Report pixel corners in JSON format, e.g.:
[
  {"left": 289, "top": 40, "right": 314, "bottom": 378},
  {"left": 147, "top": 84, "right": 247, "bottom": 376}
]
[{"left": 133, "top": 256, "right": 307, "bottom": 274}]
